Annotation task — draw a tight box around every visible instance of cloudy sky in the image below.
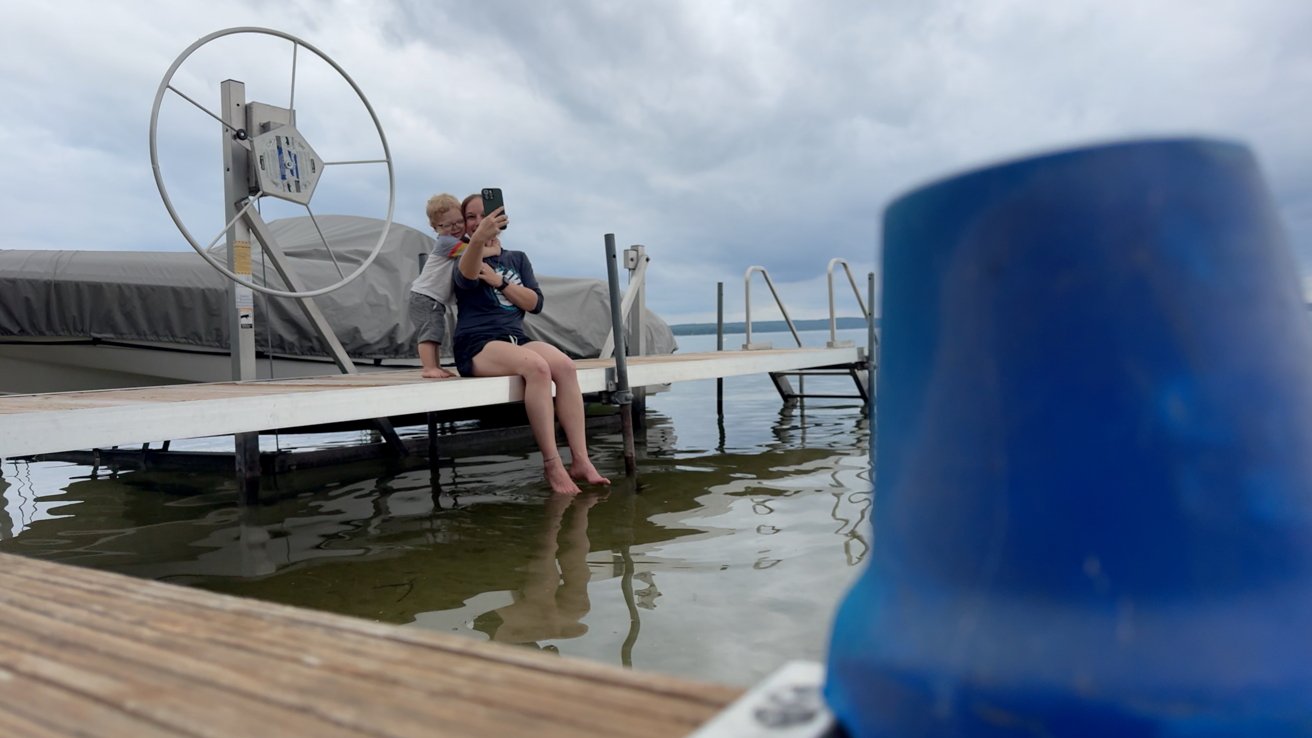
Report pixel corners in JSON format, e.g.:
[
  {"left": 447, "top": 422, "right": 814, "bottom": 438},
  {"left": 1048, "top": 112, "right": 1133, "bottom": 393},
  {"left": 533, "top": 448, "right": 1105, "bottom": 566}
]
[{"left": 3, "top": 0, "right": 1310, "bottom": 324}]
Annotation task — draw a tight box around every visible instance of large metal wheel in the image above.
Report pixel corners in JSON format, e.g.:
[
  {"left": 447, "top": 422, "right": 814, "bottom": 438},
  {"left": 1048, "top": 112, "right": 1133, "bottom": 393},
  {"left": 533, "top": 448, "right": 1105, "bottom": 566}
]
[{"left": 148, "top": 26, "right": 394, "bottom": 299}]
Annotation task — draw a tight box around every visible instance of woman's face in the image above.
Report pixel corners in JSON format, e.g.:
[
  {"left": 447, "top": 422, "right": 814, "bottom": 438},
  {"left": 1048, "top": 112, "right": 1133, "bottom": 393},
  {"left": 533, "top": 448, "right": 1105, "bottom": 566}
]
[
  {"left": 434, "top": 209, "right": 464, "bottom": 238},
  {"left": 463, "top": 197, "right": 484, "bottom": 236}
]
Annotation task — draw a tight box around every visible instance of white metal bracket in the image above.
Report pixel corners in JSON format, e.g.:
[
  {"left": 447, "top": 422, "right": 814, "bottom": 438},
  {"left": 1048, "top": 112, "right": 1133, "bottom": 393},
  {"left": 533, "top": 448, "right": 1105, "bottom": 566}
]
[{"left": 687, "top": 661, "right": 837, "bottom": 738}]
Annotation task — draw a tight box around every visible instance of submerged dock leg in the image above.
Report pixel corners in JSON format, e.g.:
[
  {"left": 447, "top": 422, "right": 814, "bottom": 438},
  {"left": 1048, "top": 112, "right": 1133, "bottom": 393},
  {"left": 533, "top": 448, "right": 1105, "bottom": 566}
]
[
  {"left": 234, "top": 432, "right": 261, "bottom": 502},
  {"left": 426, "top": 411, "right": 441, "bottom": 472},
  {"left": 605, "top": 234, "right": 637, "bottom": 478}
]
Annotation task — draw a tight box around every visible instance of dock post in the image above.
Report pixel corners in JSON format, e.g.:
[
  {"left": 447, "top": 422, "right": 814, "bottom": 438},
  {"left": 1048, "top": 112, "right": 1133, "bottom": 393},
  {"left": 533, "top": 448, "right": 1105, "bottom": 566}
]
[
  {"left": 625, "top": 245, "right": 647, "bottom": 433},
  {"left": 427, "top": 411, "right": 440, "bottom": 472},
  {"left": 605, "top": 234, "right": 637, "bottom": 478},
  {"left": 867, "top": 271, "right": 877, "bottom": 413},
  {"left": 715, "top": 282, "right": 724, "bottom": 420},
  {"left": 220, "top": 79, "right": 263, "bottom": 499},
  {"left": 235, "top": 437, "right": 262, "bottom": 504}
]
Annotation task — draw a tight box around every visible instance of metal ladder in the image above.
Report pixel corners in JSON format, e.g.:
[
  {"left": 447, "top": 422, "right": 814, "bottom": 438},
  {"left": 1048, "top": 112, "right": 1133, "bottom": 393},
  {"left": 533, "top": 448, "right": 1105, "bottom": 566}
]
[{"left": 743, "top": 259, "right": 875, "bottom": 405}]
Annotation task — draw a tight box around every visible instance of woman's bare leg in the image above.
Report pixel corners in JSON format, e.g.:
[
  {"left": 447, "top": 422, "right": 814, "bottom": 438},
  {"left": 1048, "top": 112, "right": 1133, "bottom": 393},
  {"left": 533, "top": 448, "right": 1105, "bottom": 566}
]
[
  {"left": 473, "top": 341, "right": 579, "bottom": 493},
  {"left": 525, "top": 343, "right": 610, "bottom": 485}
]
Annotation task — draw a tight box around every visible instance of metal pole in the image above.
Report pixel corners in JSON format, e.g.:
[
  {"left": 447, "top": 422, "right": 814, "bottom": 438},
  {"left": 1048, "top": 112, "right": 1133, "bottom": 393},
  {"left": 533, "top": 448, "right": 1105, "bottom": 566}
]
[
  {"left": 427, "top": 411, "right": 439, "bottom": 472},
  {"left": 628, "top": 245, "right": 647, "bottom": 431},
  {"left": 744, "top": 269, "right": 753, "bottom": 348},
  {"left": 221, "top": 79, "right": 261, "bottom": 499},
  {"left": 829, "top": 261, "right": 839, "bottom": 346},
  {"left": 868, "top": 271, "right": 878, "bottom": 438},
  {"left": 716, "top": 281, "right": 724, "bottom": 418},
  {"left": 605, "top": 235, "right": 637, "bottom": 477}
]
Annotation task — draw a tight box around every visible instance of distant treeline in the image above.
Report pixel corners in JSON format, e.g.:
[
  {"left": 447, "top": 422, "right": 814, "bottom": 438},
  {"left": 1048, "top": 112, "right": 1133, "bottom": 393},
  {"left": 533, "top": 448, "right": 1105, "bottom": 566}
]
[{"left": 671, "top": 316, "right": 874, "bottom": 336}]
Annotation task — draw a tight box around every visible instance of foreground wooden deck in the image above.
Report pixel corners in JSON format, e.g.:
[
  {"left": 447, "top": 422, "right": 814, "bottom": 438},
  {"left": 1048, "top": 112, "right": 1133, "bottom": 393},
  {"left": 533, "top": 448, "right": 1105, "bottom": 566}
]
[
  {"left": 0, "top": 347, "right": 864, "bottom": 458},
  {"left": 0, "top": 553, "right": 740, "bottom": 737}
]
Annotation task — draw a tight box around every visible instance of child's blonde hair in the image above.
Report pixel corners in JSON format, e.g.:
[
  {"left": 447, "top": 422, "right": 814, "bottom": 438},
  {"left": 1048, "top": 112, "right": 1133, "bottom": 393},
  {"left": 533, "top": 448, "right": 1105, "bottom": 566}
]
[{"left": 425, "top": 193, "right": 461, "bottom": 230}]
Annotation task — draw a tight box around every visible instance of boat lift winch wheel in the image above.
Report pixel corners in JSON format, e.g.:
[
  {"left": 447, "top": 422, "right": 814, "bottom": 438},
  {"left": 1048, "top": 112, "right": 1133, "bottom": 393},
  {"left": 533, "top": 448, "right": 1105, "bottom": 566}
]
[{"left": 148, "top": 26, "right": 395, "bottom": 299}]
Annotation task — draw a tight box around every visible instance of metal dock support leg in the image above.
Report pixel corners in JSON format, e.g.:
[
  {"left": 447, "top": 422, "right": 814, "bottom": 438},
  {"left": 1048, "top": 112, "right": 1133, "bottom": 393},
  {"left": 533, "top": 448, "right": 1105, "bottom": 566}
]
[
  {"left": 221, "top": 81, "right": 264, "bottom": 500},
  {"left": 624, "top": 245, "right": 648, "bottom": 433},
  {"left": 235, "top": 432, "right": 262, "bottom": 503},
  {"left": 605, "top": 234, "right": 637, "bottom": 478},
  {"left": 716, "top": 282, "right": 724, "bottom": 420},
  {"left": 427, "top": 411, "right": 440, "bottom": 472},
  {"left": 867, "top": 271, "right": 877, "bottom": 412}
]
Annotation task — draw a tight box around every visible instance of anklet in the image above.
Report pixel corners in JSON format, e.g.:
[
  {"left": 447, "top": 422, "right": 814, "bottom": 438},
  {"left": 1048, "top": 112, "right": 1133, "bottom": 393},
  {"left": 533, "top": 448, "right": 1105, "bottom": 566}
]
[{"left": 542, "top": 455, "right": 560, "bottom": 465}]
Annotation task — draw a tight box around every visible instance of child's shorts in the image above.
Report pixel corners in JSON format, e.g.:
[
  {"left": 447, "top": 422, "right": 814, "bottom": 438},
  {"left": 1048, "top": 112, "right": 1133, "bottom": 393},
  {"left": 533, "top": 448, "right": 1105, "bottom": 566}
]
[{"left": 408, "top": 292, "right": 447, "bottom": 344}]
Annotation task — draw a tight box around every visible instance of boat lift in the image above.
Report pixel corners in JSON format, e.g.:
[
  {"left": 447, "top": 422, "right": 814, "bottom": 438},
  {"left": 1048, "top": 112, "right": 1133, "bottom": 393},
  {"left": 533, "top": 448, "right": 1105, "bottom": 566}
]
[{"left": 148, "top": 27, "right": 407, "bottom": 488}]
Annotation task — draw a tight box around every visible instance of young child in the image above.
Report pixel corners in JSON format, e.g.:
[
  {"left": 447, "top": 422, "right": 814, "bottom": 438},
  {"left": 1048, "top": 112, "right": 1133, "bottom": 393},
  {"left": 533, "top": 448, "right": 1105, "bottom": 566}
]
[{"left": 407, "top": 193, "right": 464, "bottom": 378}]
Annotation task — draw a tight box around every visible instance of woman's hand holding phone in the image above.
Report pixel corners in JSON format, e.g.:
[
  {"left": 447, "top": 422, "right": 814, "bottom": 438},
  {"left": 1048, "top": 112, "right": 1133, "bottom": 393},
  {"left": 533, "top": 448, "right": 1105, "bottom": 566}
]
[
  {"left": 481, "top": 188, "right": 508, "bottom": 230},
  {"left": 471, "top": 207, "right": 507, "bottom": 244}
]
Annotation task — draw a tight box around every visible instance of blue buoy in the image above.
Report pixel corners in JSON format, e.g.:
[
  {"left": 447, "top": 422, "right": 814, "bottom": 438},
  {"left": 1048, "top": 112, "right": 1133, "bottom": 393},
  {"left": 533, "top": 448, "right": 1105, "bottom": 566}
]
[{"left": 825, "top": 138, "right": 1312, "bottom": 736}]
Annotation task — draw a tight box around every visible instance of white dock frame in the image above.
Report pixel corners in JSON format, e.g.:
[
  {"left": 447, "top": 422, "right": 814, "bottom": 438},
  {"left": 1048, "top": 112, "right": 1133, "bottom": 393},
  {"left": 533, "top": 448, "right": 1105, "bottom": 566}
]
[{"left": 0, "top": 347, "right": 863, "bottom": 459}]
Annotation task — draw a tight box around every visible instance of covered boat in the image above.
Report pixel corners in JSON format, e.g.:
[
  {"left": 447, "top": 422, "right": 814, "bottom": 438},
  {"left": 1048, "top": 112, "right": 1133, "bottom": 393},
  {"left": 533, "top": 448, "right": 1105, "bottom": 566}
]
[{"left": 0, "top": 215, "right": 676, "bottom": 394}]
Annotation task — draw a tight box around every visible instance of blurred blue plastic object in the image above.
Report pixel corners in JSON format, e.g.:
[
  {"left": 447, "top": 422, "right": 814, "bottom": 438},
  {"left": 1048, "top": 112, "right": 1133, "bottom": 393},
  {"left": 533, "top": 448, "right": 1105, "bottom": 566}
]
[{"left": 824, "top": 138, "right": 1312, "bottom": 736}]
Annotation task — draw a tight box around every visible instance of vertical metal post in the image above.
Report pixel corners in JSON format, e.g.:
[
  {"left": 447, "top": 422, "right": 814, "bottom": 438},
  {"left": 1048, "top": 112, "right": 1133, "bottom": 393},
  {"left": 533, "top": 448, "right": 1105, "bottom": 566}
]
[
  {"left": 867, "top": 272, "right": 878, "bottom": 452},
  {"left": 744, "top": 270, "right": 753, "bottom": 348},
  {"left": 221, "top": 80, "right": 261, "bottom": 498},
  {"left": 427, "top": 411, "right": 439, "bottom": 470},
  {"left": 221, "top": 81, "right": 256, "bottom": 383},
  {"left": 626, "top": 245, "right": 647, "bottom": 431},
  {"left": 605, "top": 234, "right": 637, "bottom": 477},
  {"left": 716, "top": 281, "right": 724, "bottom": 418}
]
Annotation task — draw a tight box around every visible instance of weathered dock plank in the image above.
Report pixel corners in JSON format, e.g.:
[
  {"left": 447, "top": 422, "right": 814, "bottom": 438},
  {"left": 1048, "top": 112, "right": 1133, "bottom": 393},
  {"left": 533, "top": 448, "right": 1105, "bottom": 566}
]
[{"left": 0, "top": 553, "right": 740, "bottom": 738}]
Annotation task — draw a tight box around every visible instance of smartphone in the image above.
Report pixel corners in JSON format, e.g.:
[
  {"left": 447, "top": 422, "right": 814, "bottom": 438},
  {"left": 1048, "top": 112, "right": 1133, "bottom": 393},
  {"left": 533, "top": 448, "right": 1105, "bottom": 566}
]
[{"left": 481, "top": 188, "right": 507, "bottom": 230}]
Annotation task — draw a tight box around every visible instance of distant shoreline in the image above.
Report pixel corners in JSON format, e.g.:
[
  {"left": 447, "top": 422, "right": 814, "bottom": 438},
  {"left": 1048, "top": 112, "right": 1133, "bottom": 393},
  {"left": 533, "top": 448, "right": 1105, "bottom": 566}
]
[{"left": 670, "top": 316, "right": 874, "bottom": 336}]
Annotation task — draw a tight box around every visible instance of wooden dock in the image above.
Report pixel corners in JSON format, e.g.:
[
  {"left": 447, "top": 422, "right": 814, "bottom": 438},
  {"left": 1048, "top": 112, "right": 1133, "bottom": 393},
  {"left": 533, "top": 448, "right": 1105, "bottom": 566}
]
[
  {"left": 0, "top": 552, "right": 741, "bottom": 737},
  {"left": 0, "top": 347, "right": 864, "bottom": 458}
]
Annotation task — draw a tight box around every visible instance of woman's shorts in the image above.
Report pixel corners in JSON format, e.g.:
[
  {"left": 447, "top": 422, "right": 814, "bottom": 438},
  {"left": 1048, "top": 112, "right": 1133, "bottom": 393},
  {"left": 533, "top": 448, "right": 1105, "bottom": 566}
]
[
  {"left": 454, "top": 331, "right": 533, "bottom": 378},
  {"left": 408, "top": 292, "right": 446, "bottom": 344}
]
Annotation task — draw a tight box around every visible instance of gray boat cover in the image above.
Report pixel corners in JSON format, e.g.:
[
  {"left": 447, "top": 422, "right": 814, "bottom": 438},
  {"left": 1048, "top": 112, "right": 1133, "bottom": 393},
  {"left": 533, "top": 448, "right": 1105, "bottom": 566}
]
[{"left": 0, "top": 215, "right": 676, "bottom": 361}]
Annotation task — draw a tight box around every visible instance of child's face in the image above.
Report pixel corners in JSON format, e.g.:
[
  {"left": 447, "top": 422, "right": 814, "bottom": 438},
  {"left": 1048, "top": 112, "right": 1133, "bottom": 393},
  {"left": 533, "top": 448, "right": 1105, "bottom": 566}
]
[{"left": 434, "top": 210, "right": 463, "bottom": 238}]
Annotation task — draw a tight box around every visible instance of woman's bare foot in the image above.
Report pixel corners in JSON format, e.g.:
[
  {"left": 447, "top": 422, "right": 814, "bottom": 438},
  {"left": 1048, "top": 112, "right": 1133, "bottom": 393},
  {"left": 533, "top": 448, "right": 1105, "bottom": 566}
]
[
  {"left": 544, "top": 456, "right": 581, "bottom": 494},
  {"left": 569, "top": 458, "right": 611, "bottom": 486}
]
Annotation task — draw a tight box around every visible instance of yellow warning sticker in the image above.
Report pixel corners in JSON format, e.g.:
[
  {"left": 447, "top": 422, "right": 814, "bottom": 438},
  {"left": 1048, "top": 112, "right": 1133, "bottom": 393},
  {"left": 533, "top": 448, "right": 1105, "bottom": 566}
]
[{"left": 234, "top": 240, "right": 252, "bottom": 276}]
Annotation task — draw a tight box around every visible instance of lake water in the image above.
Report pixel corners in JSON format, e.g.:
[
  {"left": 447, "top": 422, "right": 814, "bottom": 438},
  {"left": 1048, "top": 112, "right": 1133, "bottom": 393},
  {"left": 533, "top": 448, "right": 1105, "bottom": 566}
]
[{"left": 0, "top": 329, "right": 873, "bottom": 687}]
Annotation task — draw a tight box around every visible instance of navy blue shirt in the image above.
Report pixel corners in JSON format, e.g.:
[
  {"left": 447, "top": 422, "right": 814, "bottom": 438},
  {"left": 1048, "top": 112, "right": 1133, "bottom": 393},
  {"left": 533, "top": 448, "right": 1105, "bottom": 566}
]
[{"left": 451, "top": 249, "right": 544, "bottom": 346}]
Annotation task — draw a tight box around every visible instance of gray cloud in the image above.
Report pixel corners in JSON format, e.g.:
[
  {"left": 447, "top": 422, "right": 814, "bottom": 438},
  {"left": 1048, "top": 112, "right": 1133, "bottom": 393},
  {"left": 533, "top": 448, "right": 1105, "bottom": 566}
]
[{"left": 2, "top": 0, "right": 1310, "bottom": 324}]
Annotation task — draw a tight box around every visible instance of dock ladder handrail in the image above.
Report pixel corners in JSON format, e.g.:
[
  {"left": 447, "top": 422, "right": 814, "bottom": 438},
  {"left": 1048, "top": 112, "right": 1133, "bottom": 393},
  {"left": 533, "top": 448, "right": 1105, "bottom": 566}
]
[
  {"left": 725, "top": 262, "right": 873, "bottom": 407},
  {"left": 743, "top": 266, "right": 803, "bottom": 350},
  {"left": 826, "top": 258, "right": 870, "bottom": 348}
]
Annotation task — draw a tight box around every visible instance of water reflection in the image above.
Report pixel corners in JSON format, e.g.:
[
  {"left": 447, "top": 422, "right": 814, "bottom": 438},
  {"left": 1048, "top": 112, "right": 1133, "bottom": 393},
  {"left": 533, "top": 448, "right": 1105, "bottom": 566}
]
[
  {"left": 0, "top": 475, "right": 11, "bottom": 540},
  {"left": 0, "top": 393, "right": 874, "bottom": 685},
  {"left": 473, "top": 492, "right": 601, "bottom": 647}
]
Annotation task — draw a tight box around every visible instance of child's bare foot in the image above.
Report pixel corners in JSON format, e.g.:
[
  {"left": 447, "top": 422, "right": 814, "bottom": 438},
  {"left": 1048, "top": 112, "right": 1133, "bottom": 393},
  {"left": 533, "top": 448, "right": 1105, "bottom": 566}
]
[
  {"left": 421, "top": 366, "right": 454, "bottom": 379},
  {"left": 569, "top": 459, "right": 611, "bottom": 486},
  {"left": 544, "top": 456, "right": 581, "bottom": 494}
]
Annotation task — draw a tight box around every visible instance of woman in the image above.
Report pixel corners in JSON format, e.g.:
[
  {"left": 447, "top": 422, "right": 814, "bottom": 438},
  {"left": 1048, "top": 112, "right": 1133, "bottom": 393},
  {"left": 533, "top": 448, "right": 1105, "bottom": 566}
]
[{"left": 453, "top": 198, "right": 610, "bottom": 494}]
